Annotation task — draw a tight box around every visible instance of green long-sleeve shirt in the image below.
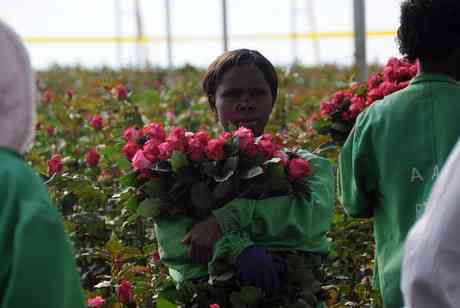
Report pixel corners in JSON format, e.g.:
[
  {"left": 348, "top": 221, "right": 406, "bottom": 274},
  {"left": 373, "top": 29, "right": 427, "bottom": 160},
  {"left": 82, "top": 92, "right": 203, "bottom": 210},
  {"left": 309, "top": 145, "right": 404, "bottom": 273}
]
[
  {"left": 339, "top": 73, "right": 460, "bottom": 308},
  {"left": 155, "top": 149, "right": 334, "bottom": 282},
  {"left": 0, "top": 148, "right": 85, "bottom": 308}
]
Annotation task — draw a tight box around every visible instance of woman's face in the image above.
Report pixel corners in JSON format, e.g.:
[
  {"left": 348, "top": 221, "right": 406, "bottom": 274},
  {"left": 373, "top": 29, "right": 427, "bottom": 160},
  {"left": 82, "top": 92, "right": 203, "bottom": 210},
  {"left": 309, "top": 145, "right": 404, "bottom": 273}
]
[{"left": 213, "top": 64, "right": 274, "bottom": 136}]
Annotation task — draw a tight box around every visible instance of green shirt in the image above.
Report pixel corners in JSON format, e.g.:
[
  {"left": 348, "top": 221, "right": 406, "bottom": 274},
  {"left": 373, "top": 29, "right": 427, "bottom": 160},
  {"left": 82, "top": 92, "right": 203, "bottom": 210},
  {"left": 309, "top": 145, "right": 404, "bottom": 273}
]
[
  {"left": 0, "top": 148, "right": 85, "bottom": 308},
  {"left": 339, "top": 73, "right": 460, "bottom": 308},
  {"left": 155, "top": 149, "right": 334, "bottom": 282}
]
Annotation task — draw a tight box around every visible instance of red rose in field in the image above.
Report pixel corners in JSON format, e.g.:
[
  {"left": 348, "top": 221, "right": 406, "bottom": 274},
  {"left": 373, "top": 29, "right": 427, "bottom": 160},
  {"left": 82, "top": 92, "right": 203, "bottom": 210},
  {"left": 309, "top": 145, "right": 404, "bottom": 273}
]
[
  {"left": 90, "top": 114, "right": 103, "bottom": 131},
  {"left": 187, "top": 137, "right": 206, "bottom": 161},
  {"left": 42, "top": 89, "right": 54, "bottom": 105},
  {"left": 167, "top": 127, "right": 187, "bottom": 151},
  {"left": 143, "top": 123, "right": 166, "bottom": 142},
  {"left": 219, "top": 131, "right": 232, "bottom": 141},
  {"left": 320, "top": 100, "right": 337, "bottom": 116},
  {"left": 257, "top": 133, "right": 277, "bottom": 158},
  {"left": 123, "top": 141, "right": 139, "bottom": 161},
  {"left": 366, "top": 88, "right": 384, "bottom": 105},
  {"left": 47, "top": 154, "right": 63, "bottom": 176},
  {"left": 143, "top": 139, "right": 160, "bottom": 162},
  {"left": 117, "top": 280, "right": 134, "bottom": 304},
  {"left": 87, "top": 296, "right": 105, "bottom": 308},
  {"left": 380, "top": 81, "right": 399, "bottom": 96},
  {"left": 115, "top": 84, "right": 128, "bottom": 101},
  {"left": 349, "top": 96, "right": 366, "bottom": 118},
  {"left": 367, "top": 73, "right": 382, "bottom": 89},
  {"left": 273, "top": 150, "right": 289, "bottom": 166},
  {"left": 152, "top": 250, "right": 161, "bottom": 263},
  {"left": 397, "top": 80, "right": 410, "bottom": 90},
  {"left": 195, "top": 130, "right": 210, "bottom": 145},
  {"left": 206, "top": 138, "right": 226, "bottom": 161},
  {"left": 46, "top": 124, "right": 55, "bottom": 136},
  {"left": 158, "top": 142, "right": 174, "bottom": 160},
  {"left": 86, "top": 148, "right": 100, "bottom": 166},
  {"left": 132, "top": 150, "right": 153, "bottom": 171},
  {"left": 123, "top": 127, "right": 140, "bottom": 141},
  {"left": 288, "top": 158, "right": 311, "bottom": 180},
  {"left": 66, "top": 88, "right": 76, "bottom": 101},
  {"left": 234, "top": 127, "right": 254, "bottom": 154},
  {"left": 209, "top": 304, "right": 220, "bottom": 308}
]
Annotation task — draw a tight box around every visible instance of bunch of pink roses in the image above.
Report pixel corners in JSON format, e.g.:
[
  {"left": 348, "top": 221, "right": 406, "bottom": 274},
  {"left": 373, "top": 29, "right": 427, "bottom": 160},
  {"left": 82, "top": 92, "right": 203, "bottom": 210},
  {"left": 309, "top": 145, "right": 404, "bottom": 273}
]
[
  {"left": 121, "top": 123, "right": 313, "bottom": 220},
  {"left": 315, "top": 57, "right": 417, "bottom": 144}
]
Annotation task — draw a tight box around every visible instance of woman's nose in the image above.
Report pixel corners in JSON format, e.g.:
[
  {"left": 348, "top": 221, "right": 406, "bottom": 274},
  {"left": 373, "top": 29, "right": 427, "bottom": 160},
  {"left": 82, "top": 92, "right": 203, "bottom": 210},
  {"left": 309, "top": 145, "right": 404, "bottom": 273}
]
[{"left": 236, "top": 93, "right": 254, "bottom": 111}]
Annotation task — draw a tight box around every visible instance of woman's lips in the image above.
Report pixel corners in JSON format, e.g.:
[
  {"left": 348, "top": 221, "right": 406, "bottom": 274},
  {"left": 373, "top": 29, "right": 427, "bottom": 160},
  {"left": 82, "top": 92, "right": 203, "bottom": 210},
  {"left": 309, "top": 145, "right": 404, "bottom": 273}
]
[{"left": 237, "top": 119, "right": 258, "bottom": 128}]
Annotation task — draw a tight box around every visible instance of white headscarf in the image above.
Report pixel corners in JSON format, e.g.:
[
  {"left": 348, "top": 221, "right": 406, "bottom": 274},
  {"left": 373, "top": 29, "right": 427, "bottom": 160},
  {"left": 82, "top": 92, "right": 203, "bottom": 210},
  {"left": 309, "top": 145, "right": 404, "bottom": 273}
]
[{"left": 0, "top": 19, "right": 35, "bottom": 154}]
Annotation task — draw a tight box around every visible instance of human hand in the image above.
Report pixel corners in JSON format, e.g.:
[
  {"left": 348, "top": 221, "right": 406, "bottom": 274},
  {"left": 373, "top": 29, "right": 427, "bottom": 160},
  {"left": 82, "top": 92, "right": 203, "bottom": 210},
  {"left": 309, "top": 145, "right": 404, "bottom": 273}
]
[
  {"left": 181, "top": 215, "right": 222, "bottom": 265},
  {"left": 236, "top": 246, "right": 284, "bottom": 295}
]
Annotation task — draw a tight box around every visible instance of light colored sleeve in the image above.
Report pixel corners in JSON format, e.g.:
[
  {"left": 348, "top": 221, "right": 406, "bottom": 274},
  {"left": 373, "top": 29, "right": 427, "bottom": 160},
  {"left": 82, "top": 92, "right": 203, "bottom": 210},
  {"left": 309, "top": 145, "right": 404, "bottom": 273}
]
[{"left": 401, "top": 141, "right": 460, "bottom": 308}]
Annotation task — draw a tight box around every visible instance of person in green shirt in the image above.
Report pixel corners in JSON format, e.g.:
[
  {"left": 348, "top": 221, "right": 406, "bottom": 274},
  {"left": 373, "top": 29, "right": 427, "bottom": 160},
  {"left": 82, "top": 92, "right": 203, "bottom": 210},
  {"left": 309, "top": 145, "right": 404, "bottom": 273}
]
[
  {"left": 339, "top": 1, "right": 460, "bottom": 307},
  {"left": 154, "top": 49, "right": 334, "bottom": 307},
  {"left": 0, "top": 19, "right": 85, "bottom": 308}
]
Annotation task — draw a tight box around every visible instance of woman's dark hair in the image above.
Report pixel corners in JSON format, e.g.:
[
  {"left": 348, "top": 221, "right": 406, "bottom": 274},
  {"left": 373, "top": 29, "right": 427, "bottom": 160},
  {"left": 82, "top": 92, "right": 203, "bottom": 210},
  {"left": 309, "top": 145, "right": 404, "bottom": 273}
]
[
  {"left": 397, "top": 0, "right": 460, "bottom": 61},
  {"left": 202, "top": 49, "right": 278, "bottom": 110}
]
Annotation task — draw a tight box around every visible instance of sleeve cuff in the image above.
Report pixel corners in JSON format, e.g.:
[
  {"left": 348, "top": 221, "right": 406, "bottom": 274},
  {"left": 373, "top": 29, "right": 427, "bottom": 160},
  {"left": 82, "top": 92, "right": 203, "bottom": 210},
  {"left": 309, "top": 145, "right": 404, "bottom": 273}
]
[{"left": 212, "top": 202, "right": 243, "bottom": 233}]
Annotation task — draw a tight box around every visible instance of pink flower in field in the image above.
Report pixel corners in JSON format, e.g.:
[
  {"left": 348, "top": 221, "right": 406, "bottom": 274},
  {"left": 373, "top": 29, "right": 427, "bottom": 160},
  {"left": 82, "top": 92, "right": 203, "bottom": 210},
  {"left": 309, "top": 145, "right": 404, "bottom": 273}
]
[
  {"left": 123, "top": 127, "right": 140, "bottom": 142},
  {"left": 132, "top": 150, "right": 153, "bottom": 171},
  {"left": 115, "top": 84, "right": 128, "bottom": 101},
  {"left": 158, "top": 142, "right": 174, "bottom": 160},
  {"left": 90, "top": 114, "right": 103, "bottom": 131},
  {"left": 152, "top": 250, "right": 161, "bottom": 263},
  {"left": 209, "top": 304, "right": 220, "bottom": 308},
  {"left": 167, "top": 127, "right": 187, "bottom": 151},
  {"left": 123, "top": 141, "right": 140, "bottom": 161},
  {"left": 42, "top": 89, "right": 54, "bottom": 105},
  {"left": 367, "top": 73, "right": 383, "bottom": 89},
  {"left": 273, "top": 150, "right": 289, "bottom": 166},
  {"left": 143, "top": 139, "right": 160, "bottom": 163},
  {"left": 380, "top": 81, "right": 399, "bottom": 96},
  {"left": 187, "top": 137, "right": 206, "bottom": 161},
  {"left": 219, "top": 131, "right": 232, "bottom": 141},
  {"left": 397, "top": 80, "right": 410, "bottom": 91},
  {"left": 233, "top": 127, "right": 254, "bottom": 154},
  {"left": 117, "top": 280, "right": 134, "bottom": 304},
  {"left": 46, "top": 124, "right": 55, "bottom": 136},
  {"left": 47, "top": 154, "right": 63, "bottom": 176},
  {"left": 66, "top": 88, "right": 76, "bottom": 101},
  {"left": 348, "top": 96, "right": 366, "bottom": 118},
  {"left": 288, "top": 158, "right": 311, "bottom": 181},
  {"left": 86, "top": 148, "right": 100, "bottom": 166},
  {"left": 195, "top": 130, "right": 210, "bottom": 145},
  {"left": 143, "top": 123, "right": 166, "bottom": 142},
  {"left": 206, "top": 138, "right": 226, "bottom": 161},
  {"left": 257, "top": 134, "right": 277, "bottom": 158},
  {"left": 87, "top": 296, "right": 105, "bottom": 308},
  {"left": 366, "top": 88, "right": 384, "bottom": 106}
]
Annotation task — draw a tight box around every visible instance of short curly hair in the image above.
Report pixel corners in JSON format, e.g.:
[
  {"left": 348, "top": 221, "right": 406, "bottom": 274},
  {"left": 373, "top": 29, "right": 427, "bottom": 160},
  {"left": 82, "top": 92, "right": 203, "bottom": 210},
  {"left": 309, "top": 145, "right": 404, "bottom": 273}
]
[
  {"left": 202, "top": 49, "right": 278, "bottom": 110},
  {"left": 397, "top": 0, "right": 460, "bottom": 61}
]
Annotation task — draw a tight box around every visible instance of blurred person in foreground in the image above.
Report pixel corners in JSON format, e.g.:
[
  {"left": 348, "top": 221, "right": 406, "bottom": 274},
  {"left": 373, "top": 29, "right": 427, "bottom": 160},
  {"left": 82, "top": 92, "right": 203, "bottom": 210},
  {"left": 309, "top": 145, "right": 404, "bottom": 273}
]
[
  {"left": 0, "top": 19, "right": 85, "bottom": 308},
  {"left": 338, "top": 0, "right": 460, "bottom": 307},
  {"left": 402, "top": 141, "right": 460, "bottom": 308}
]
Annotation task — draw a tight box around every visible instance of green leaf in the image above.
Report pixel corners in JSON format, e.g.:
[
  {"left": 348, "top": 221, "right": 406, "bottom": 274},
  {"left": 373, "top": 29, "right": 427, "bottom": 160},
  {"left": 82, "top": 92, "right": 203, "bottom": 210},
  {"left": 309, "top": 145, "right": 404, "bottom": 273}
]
[
  {"left": 137, "top": 198, "right": 161, "bottom": 218},
  {"left": 140, "top": 178, "right": 162, "bottom": 198},
  {"left": 170, "top": 151, "right": 189, "bottom": 172},
  {"left": 156, "top": 296, "right": 177, "bottom": 308},
  {"left": 241, "top": 166, "right": 264, "bottom": 179}
]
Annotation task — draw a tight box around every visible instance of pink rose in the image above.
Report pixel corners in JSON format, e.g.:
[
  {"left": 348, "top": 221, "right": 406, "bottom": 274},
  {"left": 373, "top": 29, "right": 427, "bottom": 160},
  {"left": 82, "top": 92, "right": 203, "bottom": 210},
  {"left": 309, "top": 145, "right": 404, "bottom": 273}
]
[
  {"left": 206, "top": 138, "right": 226, "bottom": 161},
  {"left": 115, "top": 84, "right": 128, "bottom": 101},
  {"left": 66, "top": 88, "right": 76, "bottom": 101},
  {"left": 123, "top": 141, "right": 140, "bottom": 161},
  {"left": 320, "top": 100, "right": 337, "bottom": 117},
  {"left": 86, "top": 148, "right": 100, "bottom": 166},
  {"left": 167, "top": 127, "right": 187, "bottom": 151},
  {"left": 187, "top": 137, "right": 206, "bottom": 161},
  {"left": 273, "top": 150, "right": 289, "bottom": 166},
  {"left": 143, "top": 139, "right": 160, "bottom": 163},
  {"left": 42, "top": 89, "right": 54, "bottom": 105},
  {"left": 143, "top": 123, "right": 166, "bottom": 142},
  {"left": 152, "top": 250, "right": 161, "bottom": 263},
  {"left": 195, "top": 130, "right": 211, "bottom": 145},
  {"left": 379, "top": 81, "right": 399, "bottom": 96},
  {"left": 132, "top": 150, "right": 153, "bottom": 171},
  {"left": 123, "top": 127, "right": 140, "bottom": 141},
  {"left": 257, "top": 134, "right": 277, "bottom": 158},
  {"left": 90, "top": 114, "right": 103, "bottom": 131},
  {"left": 87, "top": 296, "right": 105, "bottom": 308},
  {"left": 349, "top": 96, "right": 366, "bottom": 117},
  {"left": 158, "top": 142, "right": 174, "bottom": 160},
  {"left": 219, "top": 131, "right": 232, "bottom": 141},
  {"left": 209, "top": 304, "right": 220, "bottom": 308},
  {"left": 288, "top": 158, "right": 311, "bottom": 180},
  {"left": 117, "top": 280, "right": 134, "bottom": 304},
  {"left": 47, "top": 154, "right": 63, "bottom": 176},
  {"left": 233, "top": 127, "right": 255, "bottom": 154},
  {"left": 367, "top": 73, "right": 382, "bottom": 89},
  {"left": 397, "top": 80, "right": 410, "bottom": 90},
  {"left": 366, "top": 88, "right": 384, "bottom": 105}
]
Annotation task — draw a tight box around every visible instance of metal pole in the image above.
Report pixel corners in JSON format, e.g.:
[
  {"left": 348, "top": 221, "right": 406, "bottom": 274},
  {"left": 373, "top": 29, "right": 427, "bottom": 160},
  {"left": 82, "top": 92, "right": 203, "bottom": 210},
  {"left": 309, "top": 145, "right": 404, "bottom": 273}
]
[
  {"left": 306, "top": 0, "right": 320, "bottom": 65},
  {"left": 114, "top": 0, "right": 122, "bottom": 67},
  {"left": 353, "top": 0, "right": 367, "bottom": 82},
  {"left": 222, "top": 0, "right": 229, "bottom": 52},
  {"left": 290, "top": 0, "right": 298, "bottom": 65},
  {"left": 165, "top": 0, "right": 173, "bottom": 69},
  {"left": 134, "top": 0, "right": 142, "bottom": 67}
]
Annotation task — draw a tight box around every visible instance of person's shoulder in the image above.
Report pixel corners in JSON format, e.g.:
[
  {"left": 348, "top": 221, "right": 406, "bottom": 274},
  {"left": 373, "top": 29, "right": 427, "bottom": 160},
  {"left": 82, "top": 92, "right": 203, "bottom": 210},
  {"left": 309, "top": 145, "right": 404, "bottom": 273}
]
[
  {"left": 292, "top": 148, "right": 332, "bottom": 170},
  {"left": 0, "top": 149, "right": 43, "bottom": 188}
]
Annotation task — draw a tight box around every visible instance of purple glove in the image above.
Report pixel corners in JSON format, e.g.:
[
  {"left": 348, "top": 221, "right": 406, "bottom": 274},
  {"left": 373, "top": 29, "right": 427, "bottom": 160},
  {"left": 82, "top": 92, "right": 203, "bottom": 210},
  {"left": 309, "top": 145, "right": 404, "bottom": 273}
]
[{"left": 236, "top": 246, "right": 284, "bottom": 294}]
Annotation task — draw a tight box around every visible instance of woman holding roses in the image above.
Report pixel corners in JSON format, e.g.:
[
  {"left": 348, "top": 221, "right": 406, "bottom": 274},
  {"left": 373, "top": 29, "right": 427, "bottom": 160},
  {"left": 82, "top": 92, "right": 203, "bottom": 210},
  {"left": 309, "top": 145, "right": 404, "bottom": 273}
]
[{"left": 154, "top": 49, "right": 334, "bottom": 307}]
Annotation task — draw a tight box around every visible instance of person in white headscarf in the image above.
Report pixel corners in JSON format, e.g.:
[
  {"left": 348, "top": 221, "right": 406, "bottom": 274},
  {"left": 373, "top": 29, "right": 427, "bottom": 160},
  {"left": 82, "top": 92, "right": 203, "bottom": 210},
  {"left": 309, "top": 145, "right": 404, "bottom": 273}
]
[
  {"left": 402, "top": 140, "right": 460, "bottom": 308},
  {"left": 0, "top": 19, "right": 85, "bottom": 308}
]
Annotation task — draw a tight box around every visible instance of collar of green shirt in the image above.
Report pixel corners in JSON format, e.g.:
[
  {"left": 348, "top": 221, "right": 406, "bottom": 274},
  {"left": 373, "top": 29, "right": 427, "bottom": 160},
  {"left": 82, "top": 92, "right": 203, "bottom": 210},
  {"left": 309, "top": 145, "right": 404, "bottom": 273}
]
[
  {"left": 0, "top": 146, "right": 24, "bottom": 160},
  {"left": 410, "top": 73, "right": 458, "bottom": 86}
]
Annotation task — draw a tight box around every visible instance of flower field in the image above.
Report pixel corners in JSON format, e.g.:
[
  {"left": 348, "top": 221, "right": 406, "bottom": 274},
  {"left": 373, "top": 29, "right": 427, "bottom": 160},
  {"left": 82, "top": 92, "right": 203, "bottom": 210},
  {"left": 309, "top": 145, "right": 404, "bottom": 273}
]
[{"left": 31, "top": 64, "right": 384, "bottom": 307}]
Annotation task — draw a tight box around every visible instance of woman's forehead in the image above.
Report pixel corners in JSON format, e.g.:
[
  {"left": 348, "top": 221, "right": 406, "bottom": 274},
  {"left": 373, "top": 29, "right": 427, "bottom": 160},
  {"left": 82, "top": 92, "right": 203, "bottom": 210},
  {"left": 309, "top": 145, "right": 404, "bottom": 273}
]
[{"left": 218, "top": 64, "right": 269, "bottom": 89}]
